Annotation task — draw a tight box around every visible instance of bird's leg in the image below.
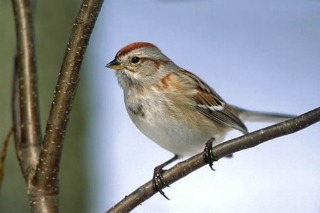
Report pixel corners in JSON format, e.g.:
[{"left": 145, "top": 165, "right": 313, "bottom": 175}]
[
  {"left": 153, "top": 154, "right": 179, "bottom": 200},
  {"left": 204, "top": 137, "right": 217, "bottom": 170}
]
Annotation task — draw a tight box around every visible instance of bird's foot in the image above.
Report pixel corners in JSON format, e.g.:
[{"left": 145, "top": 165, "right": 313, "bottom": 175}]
[{"left": 204, "top": 138, "right": 217, "bottom": 171}]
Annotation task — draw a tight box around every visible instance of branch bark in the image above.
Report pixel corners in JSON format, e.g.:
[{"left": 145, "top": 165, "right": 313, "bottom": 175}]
[
  {"left": 11, "top": 0, "right": 41, "bottom": 182},
  {"left": 12, "top": 0, "right": 104, "bottom": 212},
  {"left": 27, "top": 0, "right": 104, "bottom": 212},
  {"left": 107, "top": 107, "right": 320, "bottom": 213}
]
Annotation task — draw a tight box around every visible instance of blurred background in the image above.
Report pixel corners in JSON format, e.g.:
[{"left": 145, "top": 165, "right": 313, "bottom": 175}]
[{"left": 1, "top": 0, "right": 320, "bottom": 213}]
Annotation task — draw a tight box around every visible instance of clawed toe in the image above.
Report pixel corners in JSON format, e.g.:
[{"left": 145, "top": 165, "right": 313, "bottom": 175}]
[
  {"left": 152, "top": 155, "right": 179, "bottom": 199},
  {"left": 153, "top": 166, "right": 170, "bottom": 200},
  {"left": 204, "top": 138, "right": 216, "bottom": 171}
]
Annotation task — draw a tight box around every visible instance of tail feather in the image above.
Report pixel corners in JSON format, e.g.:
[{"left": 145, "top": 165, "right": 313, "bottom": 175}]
[{"left": 233, "top": 106, "right": 296, "bottom": 123}]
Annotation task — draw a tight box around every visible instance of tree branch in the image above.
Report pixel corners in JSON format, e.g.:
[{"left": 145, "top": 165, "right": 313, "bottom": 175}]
[
  {"left": 11, "top": 0, "right": 41, "bottom": 181},
  {"left": 107, "top": 107, "right": 320, "bottom": 213},
  {"left": 0, "top": 128, "right": 14, "bottom": 186},
  {"left": 27, "top": 0, "right": 104, "bottom": 212}
]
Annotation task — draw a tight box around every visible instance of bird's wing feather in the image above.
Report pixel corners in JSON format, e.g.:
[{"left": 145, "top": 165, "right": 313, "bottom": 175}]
[{"left": 177, "top": 69, "right": 248, "bottom": 134}]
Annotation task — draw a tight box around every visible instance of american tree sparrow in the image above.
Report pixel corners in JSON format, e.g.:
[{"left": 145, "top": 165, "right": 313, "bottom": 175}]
[{"left": 106, "top": 42, "right": 294, "bottom": 197}]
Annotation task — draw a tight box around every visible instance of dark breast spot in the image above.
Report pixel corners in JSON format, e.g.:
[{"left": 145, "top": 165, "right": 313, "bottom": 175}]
[{"left": 128, "top": 104, "right": 145, "bottom": 118}]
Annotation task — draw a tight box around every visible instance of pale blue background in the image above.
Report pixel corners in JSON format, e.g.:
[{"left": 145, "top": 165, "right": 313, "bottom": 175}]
[{"left": 86, "top": 1, "right": 320, "bottom": 212}]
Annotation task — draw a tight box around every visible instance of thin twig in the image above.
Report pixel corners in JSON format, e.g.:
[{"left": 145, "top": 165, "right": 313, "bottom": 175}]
[
  {"left": 107, "top": 107, "right": 320, "bottom": 213},
  {"left": 11, "top": 0, "right": 41, "bottom": 181},
  {"left": 0, "top": 127, "right": 14, "bottom": 186},
  {"left": 27, "top": 0, "right": 104, "bottom": 212}
]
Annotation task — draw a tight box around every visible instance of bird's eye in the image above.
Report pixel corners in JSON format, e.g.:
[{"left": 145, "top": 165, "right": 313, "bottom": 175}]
[{"left": 131, "top": 56, "right": 140, "bottom": 64}]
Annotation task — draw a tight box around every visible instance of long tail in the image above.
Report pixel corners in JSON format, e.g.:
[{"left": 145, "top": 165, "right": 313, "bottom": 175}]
[{"left": 233, "top": 105, "right": 296, "bottom": 123}]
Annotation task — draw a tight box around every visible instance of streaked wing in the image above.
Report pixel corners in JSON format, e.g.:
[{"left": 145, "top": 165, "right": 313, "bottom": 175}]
[{"left": 178, "top": 69, "right": 248, "bottom": 134}]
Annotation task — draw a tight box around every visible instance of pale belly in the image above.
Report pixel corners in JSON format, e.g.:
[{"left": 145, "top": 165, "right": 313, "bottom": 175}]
[
  {"left": 134, "top": 117, "right": 225, "bottom": 156},
  {"left": 125, "top": 98, "right": 226, "bottom": 156}
]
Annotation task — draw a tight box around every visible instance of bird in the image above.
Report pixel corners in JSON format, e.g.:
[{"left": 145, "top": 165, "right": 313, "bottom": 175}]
[{"left": 106, "top": 42, "right": 294, "bottom": 198}]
